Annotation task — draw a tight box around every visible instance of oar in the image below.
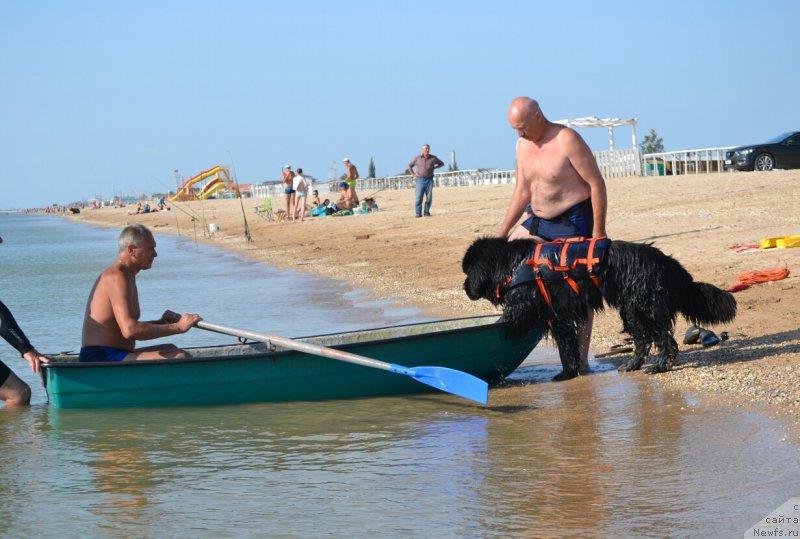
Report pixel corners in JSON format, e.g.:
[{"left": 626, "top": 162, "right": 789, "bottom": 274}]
[{"left": 197, "top": 321, "right": 488, "bottom": 405}]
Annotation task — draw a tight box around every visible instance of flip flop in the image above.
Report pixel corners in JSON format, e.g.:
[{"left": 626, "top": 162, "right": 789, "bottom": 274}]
[
  {"left": 699, "top": 329, "right": 720, "bottom": 348},
  {"left": 683, "top": 325, "right": 701, "bottom": 345}
]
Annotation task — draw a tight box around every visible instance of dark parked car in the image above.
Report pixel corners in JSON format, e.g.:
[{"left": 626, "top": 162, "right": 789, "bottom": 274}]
[{"left": 725, "top": 131, "right": 800, "bottom": 171}]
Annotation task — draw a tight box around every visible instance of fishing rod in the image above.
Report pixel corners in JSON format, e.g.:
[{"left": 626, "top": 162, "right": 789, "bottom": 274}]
[
  {"left": 151, "top": 176, "right": 205, "bottom": 242},
  {"left": 166, "top": 199, "right": 203, "bottom": 242},
  {"left": 152, "top": 176, "right": 203, "bottom": 221},
  {"left": 363, "top": 185, "right": 390, "bottom": 200},
  {"left": 170, "top": 199, "right": 201, "bottom": 221},
  {"left": 228, "top": 152, "right": 252, "bottom": 242}
]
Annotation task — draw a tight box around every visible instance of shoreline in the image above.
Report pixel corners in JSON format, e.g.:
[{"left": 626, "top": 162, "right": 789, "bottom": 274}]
[{"left": 64, "top": 170, "right": 800, "bottom": 423}]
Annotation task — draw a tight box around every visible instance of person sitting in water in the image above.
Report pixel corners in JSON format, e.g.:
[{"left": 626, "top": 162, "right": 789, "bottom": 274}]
[
  {"left": 80, "top": 224, "right": 202, "bottom": 362},
  {"left": 334, "top": 181, "right": 359, "bottom": 211}
]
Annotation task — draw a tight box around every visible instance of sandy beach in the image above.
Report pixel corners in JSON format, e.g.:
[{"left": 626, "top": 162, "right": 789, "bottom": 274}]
[{"left": 67, "top": 170, "right": 800, "bottom": 422}]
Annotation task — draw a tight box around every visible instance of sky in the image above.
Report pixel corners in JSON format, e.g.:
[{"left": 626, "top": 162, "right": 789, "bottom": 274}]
[{"left": 2, "top": 0, "right": 798, "bottom": 209}]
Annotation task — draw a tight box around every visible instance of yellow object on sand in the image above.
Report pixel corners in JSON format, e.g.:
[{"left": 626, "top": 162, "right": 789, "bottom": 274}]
[
  {"left": 776, "top": 236, "right": 800, "bottom": 248},
  {"left": 760, "top": 235, "right": 800, "bottom": 249}
]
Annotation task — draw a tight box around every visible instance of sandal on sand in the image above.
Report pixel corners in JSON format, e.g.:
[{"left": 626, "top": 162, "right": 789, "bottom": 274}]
[
  {"left": 683, "top": 325, "right": 701, "bottom": 345},
  {"left": 699, "top": 329, "right": 720, "bottom": 348}
]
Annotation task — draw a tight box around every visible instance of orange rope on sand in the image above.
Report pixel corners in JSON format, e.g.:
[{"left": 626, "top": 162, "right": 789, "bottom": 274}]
[
  {"left": 738, "top": 268, "right": 790, "bottom": 284},
  {"left": 727, "top": 243, "right": 760, "bottom": 254},
  {"left": 727, "top": 268, "right": 791, "bottom": 292}
]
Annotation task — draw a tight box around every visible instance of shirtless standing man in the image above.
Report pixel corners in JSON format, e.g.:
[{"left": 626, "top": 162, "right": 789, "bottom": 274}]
[
  {"left": 342, "top": 158, "right": 359, "bottom": 190},
  {"left": 497, "top": 96, "right": 608, "bottom": 374},
  {"left": 80, "top": 224, "right": 201, "bottom": 362},
  {"left": 282, "top": 165, "right": 296, "bottom": 220}
]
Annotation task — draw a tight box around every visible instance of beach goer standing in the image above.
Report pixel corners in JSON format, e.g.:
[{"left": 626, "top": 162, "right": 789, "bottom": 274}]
[
  {"left": 342, "top": 158, "right": 359, "bottom": 190},
  {"left": 293, "top": 168, "right": 309, "bottom": 222},
  {"left": 282, "top": 165, "right": 296, "bottom": 220},
  {"left": 408, "top": 144, "right": 444, "bottom": 217},
  {"left": 0, "top": 300, "right": 49, "bottom": 406},
  {"left": 497, "top": 96, "right": 608, "bottom": 374},
  {"left": 79, "top": 224, "right": 201, "bottom": 362}
]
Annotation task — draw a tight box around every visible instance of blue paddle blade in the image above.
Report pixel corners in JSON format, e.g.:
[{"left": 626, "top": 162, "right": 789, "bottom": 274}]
[{"left": 388, "top": 364, "right": 489, "bottom": 405}]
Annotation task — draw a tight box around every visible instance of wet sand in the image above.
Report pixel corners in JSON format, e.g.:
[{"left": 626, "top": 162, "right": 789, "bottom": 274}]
[{"left": 67, "top": 170, "right": 800, "bottom": 425}]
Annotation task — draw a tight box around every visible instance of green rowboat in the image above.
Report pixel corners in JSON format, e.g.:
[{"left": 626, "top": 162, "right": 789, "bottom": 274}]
[{"left": 41, "top": 315, "right": 543, "bottom": 409}]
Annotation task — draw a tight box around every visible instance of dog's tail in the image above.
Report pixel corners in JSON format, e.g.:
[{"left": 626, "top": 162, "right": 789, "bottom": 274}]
[{"left": 680, "top": 282, "right": 737, "bottom": 325}]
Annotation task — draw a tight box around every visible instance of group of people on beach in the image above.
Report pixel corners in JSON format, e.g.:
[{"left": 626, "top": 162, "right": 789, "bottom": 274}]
[
  {"left": 280, "top": 146, "right": 450, "bottom": 221},
  {"left": 280, "top": 159, "right": 364, "bottom": 223},
  {"left": 128, "top": 197, "right": 168, "bottom": 215},
  {"left": 281, "top": 165, "right": 311, "bottom": 222},
  {"left": 329, "top": 145, "right": 448, "bottom": 219},
  {"left": 1, "top": 96, "right": 606, "bottom": 406}
]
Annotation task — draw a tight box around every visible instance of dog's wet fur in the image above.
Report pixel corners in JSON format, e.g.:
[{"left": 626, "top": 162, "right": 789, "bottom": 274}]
[{"left": 462, "top": 237, "right": 736, "bottom": 380}]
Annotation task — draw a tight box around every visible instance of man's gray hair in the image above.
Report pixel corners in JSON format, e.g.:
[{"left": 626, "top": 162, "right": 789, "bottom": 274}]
[{"left": 118, "top": 224, "right": 152, "bottom": 252}]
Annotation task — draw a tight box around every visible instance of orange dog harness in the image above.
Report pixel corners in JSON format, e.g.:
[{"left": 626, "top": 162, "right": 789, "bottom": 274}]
[{"left": 497, "top": 236, "right": 610, "bottom": 306}]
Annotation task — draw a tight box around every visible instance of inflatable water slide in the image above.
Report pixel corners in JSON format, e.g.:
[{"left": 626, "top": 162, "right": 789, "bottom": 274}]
[
  {"left": 197, "top": 177, "right": 225, "bottom": 199},
  {"left": 171, "top": 166, "right": 231, "bottom": 201}
]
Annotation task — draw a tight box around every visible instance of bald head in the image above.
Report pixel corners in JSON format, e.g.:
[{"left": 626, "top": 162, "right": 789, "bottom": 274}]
[
  {"left": 508, "top": 97, "right": 539, "bottom": 121},
  {"left": 508, "top": 97, "right": 546, "bottom": 141}
]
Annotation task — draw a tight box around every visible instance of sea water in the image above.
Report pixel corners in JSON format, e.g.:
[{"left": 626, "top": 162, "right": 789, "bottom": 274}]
[
  {"left": 1, "top": 213, "right": 798, "bottom": 538},
  {"left": 0, "top": 212, "right": 426, "bottom": 369}
]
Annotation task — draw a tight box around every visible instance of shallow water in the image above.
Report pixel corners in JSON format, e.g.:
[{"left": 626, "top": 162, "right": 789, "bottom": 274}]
[
  {"left": 0, "top": 212, "right": 424, "bottom": 371},
  {"left": 1, "top": 214, "right": 798, "bottom": 537}
]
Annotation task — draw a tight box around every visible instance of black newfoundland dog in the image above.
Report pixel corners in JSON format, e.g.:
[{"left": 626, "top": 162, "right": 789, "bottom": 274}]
[{"left": 462, "top": 237, "right": 736, "bottom": 379}]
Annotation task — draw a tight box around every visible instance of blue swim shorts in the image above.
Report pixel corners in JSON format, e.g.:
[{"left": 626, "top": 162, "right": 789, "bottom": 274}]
[
  {"left": 522, "top": 198, "right": 594, "bottom": 241},
  {"left": 79, "top": 346, "right": 131, "bottom": 362}
]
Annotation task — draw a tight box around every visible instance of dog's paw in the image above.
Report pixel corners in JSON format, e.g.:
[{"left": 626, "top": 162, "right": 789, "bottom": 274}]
[
  {"left": 552, "top": 369, "right": 579, "bottom": 381},
  {"left": 642, "top": 363, "right": 669, "bottom": 374},
  {"left": 617, "top": 356, "right": 646, "bottom": 372}
]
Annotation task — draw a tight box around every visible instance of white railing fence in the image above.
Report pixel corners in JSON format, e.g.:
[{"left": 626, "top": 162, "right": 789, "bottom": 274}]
[
  {"left": 250, "top": 146, "right": 708, "bottom": 201},
  {"left": 250, "top": 170, "right": 516, "bottom": 199},
  {"left": 252, "top": 183, "right": 293, "bottom": 199},
  {"left": 595, "top": 148, "right": 641, "bottom": 178},
  {"left": 346, "top": 147, "right": 639, "bottom": 193},
  {"left": 353, "top": 168, "right": 517, "bottom": 194},
  {"left": 642, "top": 146, "right": 735, "bottom": 176}
]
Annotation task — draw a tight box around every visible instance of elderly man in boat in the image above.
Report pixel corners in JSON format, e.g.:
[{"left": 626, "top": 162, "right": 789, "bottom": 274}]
[{"left": 79, "top": 224, "right": 201, "bottom": 362}]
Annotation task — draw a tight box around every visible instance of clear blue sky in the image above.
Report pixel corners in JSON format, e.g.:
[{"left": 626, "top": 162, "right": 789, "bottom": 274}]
[{"left": 2, "top": 1, "right": 798, "bottom": 209}]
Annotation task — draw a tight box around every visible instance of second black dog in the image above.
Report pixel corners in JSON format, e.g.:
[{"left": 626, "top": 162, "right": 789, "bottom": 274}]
[{"left": 462, "top": 237, "right": 736, "bottom": 379}]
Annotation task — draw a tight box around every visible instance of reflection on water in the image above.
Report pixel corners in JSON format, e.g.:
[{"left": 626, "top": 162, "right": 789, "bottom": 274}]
[
  {"left": 28, "top": 402, "right": 494, "bottom": 537},
  {"left": 1, "top": 365, "right": 797, "bottom": 538}
]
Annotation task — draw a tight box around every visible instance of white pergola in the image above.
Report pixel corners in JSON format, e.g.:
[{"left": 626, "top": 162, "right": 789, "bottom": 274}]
[{"left": 554, "top": 117, "right": 638, "bottom": 151}]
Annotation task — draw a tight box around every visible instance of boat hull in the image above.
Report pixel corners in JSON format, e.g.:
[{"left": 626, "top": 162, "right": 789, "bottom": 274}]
[{"left": 42, "top": 316, "right": 543, "bottom": 408}]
